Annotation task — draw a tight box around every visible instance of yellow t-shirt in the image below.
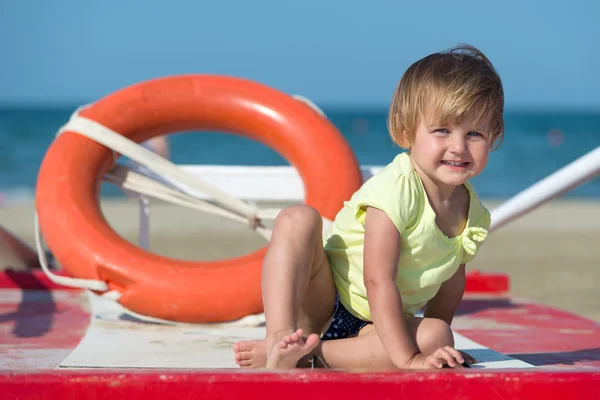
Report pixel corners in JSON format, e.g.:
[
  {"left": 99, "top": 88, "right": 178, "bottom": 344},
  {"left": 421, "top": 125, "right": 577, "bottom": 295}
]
[{"left": 323, "top": 152, "right": 491, "bottom": 320}]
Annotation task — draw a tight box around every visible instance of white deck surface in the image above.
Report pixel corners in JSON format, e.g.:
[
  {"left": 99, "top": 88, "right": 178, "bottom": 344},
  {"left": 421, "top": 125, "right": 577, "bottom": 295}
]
[{"left": 59, "top": 293, "right": 534, "bottom": 370}]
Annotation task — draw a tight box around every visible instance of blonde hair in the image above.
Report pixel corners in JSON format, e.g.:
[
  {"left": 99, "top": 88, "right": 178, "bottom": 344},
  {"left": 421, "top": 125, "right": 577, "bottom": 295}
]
[{"left": 388, "top": 44, "right": 504, "bottom": 150}]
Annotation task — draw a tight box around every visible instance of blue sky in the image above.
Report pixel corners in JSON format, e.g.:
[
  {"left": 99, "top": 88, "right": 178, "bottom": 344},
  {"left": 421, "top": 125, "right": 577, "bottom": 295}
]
[{"left": 1, "top": 0, "right": 598, "bottom": 109}]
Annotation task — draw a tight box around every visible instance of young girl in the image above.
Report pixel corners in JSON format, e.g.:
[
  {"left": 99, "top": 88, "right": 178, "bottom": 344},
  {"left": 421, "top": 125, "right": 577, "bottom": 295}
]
[{"left": 233, "top": 44, "right": 504, "bottom": 369}]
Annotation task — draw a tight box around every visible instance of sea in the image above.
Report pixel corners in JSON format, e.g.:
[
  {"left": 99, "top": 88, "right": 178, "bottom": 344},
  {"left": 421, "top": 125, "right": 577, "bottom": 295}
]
[{"left": 0, "top": 106, "right": 599, "bottom": 204}]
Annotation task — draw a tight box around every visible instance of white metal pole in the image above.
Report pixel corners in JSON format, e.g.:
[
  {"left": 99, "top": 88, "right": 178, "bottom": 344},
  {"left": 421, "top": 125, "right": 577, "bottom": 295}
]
[
  {"left": 490, "top": 146, "right": 600, "bottom": 232},
  {"left": 139, "top": 195, "right": 150, "bottom": 249}
]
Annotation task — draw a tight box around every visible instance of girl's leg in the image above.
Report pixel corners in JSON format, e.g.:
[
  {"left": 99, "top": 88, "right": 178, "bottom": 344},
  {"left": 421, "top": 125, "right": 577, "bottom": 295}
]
[
  {"left": 261, "top": 205, "right": 336, "bottom": 368},
  {"left": 235, "top": 316, "right": 456, "bottom": 369},
  {"left": 313, "top": 317, "right": 455, "bottom": 369}
]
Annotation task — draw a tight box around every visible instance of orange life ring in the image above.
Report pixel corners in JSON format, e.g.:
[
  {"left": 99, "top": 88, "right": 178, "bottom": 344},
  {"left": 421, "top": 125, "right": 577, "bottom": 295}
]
[{"left": 36, "top": 75, "right": 362, "bottom": 323}]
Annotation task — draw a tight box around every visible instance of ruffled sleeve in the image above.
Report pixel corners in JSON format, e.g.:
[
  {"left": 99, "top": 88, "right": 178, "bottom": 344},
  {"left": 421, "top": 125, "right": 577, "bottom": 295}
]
[{"left": 352, "top": 169, "right": 419, "bottom": 234}]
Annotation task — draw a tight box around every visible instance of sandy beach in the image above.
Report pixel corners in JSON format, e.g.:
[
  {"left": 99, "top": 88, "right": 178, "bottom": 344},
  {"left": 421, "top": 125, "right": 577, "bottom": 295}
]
[{"left": 1, "top": 197, "right": 599, "bottom": 322}]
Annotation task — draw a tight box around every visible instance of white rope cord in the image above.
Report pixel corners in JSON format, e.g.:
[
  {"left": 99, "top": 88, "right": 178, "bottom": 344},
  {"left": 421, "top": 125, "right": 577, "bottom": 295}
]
[
  {"left": 104, "top": 165, "right": 281, "bottom": 240},
  {"left": 58, "top": 116, "right": 260, "bottom": 222},
  {"left": 35, "top": 96, "right": 333, "bottom": 296},
  {"left": 34, "top": 212, "right": 109, "bottom": 291}
]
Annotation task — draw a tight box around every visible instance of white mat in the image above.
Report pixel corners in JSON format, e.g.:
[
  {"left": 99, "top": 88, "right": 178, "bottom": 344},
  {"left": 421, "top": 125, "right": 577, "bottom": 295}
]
[{"left": 59, "top": 293, "right": 534, "bottom": 369}]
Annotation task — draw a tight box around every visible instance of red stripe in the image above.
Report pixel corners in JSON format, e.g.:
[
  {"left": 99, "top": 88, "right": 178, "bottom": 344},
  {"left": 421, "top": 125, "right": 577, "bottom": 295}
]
[
  {"left": 464, "top": 270, "right": 509, "bottom": 293},
  {"left": 0, "top": 270, "right": 509, "bottom": 293},
  {"left": 0, "top": 370, "right": 598, "bottom": 399},
  {"left": 0, "top": 270, "right": 81, "bottom": 290}
]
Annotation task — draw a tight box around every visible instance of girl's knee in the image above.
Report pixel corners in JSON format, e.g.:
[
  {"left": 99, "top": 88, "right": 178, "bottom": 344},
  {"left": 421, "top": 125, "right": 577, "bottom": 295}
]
[
  {"left": 416, "top": 318, "right": 454, "bottom": 353},
  {"left": 274, "top": 205, "right": 323, "bottom": 232}
]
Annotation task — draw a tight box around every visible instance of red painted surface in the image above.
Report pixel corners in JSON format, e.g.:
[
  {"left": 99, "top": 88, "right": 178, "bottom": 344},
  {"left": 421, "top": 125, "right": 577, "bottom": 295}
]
[
  {"left": 454, "top": 295, "right": 600, "bottom": 369},
  {"left": 0, "top": 267, "right": 511, "bottom": 365},
  {"left": 0, "top": 269, "right": 78, "bottom": 290},
  {"left": 0, "top": 290, "right": 88, "bottom": 349},
  {"left": 0, "top": 370, "right": 599, "bottom": 400},
  {"left": 0, "top": 269, "right": 511, "bottom": 293},
  {"left": 1, "top": 268, "right": 599, "bottom": 400},
  {"left": 464, "top": 270, "right": 509, "bottom": 293},
  {"left": 0, "top": 272, "right": 90, "bottom": 369}
]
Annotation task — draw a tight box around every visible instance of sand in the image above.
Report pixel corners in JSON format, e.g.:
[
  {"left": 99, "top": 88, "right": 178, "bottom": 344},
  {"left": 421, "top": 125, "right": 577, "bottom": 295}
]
[{"left": 1, "top": 197, "right": 599, "bottom": 322}]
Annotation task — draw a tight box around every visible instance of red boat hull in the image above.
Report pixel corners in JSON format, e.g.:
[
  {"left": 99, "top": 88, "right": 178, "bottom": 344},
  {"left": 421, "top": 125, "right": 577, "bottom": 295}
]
[{"left": 1, "top": 270, "right": 599, "bottom": 399}]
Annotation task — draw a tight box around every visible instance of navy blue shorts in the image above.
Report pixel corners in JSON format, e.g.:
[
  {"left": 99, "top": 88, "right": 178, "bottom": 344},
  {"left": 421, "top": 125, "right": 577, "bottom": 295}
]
[{"left": 321, "top": 294, "right": 370, "bottom": 341}]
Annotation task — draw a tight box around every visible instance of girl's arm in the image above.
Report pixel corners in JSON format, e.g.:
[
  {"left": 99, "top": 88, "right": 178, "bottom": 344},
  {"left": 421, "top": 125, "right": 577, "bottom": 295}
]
[
  {"left": 363, "top": 206, "right": 420, "bottom": 368},
  {"left": 424, "top": 265, "right": 478, "bottom": 364},
  {"left": 423, "top": 264, "right": 466, "bottom": 325}
]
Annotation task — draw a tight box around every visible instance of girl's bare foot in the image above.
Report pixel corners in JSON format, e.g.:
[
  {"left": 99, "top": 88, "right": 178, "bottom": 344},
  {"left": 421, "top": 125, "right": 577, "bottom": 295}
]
[
  {"left": 233, "top": 340, "right": 267, "bottom": 368},
  {"left": 266, "top": 329, "right": 320, "bottom": 369}
]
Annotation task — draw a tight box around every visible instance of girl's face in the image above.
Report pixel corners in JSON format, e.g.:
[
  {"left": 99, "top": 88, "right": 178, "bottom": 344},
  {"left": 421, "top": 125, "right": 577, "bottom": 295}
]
[{"left": 408, "top": 111, "right": 492, "bottom": 192}]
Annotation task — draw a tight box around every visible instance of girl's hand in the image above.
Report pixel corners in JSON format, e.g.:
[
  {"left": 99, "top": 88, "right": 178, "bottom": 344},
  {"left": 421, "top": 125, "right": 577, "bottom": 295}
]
[{"left": 409, "top": 346, "right": 466, "bottom": 369}]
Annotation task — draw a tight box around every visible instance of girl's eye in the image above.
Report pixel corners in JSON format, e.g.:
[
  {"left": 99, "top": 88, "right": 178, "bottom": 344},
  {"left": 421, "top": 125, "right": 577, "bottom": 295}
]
[
  {"left": 434, "top": 128, "right": 449, "bottom": 134},
  {"left": 468, "top": 131, "right": 483, "bottom": 137}
]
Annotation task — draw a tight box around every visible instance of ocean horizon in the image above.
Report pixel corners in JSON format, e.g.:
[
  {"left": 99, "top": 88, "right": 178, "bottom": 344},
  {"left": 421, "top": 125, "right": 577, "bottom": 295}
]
[{"left": 1, "top": 106, "right": 599, "bottom": 204}]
